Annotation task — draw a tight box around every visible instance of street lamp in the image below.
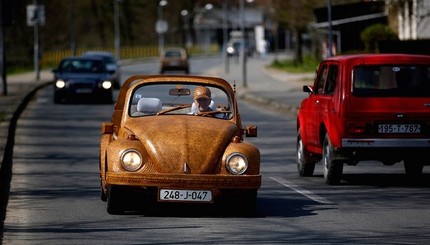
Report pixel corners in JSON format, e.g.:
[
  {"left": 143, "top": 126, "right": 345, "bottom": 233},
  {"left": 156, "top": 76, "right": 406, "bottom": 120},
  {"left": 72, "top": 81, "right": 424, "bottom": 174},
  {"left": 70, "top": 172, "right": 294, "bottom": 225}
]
[
  {"left": 157, "top": 0, "right": 168, "bottom": 53},
  {"left": 181, "top": 9, "right": 192, "bottom": 48},
  {"left": 114, "top": 0, "right": 122, "bottom": 62},
  {"left": 204, "top": 3, "right": 213, "bottom": 53},
  {"left": 223, "top": 0, "right": 229, "bottom": 73},
  {"left": 240, "top": 0, "right": 247, "bottom": 87}
]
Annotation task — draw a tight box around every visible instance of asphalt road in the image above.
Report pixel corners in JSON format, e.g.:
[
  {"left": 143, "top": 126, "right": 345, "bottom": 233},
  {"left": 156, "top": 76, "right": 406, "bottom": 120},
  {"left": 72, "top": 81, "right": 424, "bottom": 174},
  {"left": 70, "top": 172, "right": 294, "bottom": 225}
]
[{"left": 2, "top": 56, "right": 430, "bottom": 244}]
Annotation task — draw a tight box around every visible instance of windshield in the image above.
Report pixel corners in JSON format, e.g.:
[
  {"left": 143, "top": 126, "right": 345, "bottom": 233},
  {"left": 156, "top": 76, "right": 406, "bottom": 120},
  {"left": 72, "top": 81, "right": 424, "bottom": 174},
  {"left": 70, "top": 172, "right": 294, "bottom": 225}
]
[
  {"left": 129, "top": 83, "right": 233, "bottom": 119},
  {"left": 59, "top": 59, "right": 106, "bottom": 73},
  {"left": 353, "top": 65, "right": 430, "bottom": 97}
]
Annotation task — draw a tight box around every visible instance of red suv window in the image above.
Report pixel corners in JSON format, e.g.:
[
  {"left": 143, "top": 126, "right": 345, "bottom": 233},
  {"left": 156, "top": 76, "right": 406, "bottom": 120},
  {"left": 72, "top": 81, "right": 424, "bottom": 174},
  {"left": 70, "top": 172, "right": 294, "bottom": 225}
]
[{"left": 353, "top": 65, "right": 430, "bottom": 97}]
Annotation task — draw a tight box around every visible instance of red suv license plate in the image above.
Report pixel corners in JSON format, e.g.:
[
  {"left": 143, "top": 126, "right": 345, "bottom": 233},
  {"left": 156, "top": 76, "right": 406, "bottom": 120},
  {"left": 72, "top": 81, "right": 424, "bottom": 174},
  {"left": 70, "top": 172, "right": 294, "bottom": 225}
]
[{"left": 378, "top": 124, "right": 421, "bottom": 133}]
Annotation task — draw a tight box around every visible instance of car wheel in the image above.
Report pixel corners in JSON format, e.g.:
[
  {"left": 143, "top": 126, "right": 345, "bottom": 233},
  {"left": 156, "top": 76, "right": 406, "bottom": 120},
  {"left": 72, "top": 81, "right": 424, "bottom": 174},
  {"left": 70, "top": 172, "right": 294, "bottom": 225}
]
[
  {"left": 404, "top": 159, "right": 424, "bottom": 178},
  {"left": 54, "top": 94, "right": 62, "bottom": 104},
  {"left": 218, "top": 190, "right": 257, "bottom": 217},
  {"left": 323, "top": 134, "right": 343, "bottom": 185},
  {"left": 113, "top": 81, "right": 120, "bottom": 89},
  {"left": 297, "top": 129, "right": 316, "bottom": 176},
  {"left": 239, "top": 190, "right": 257, "bottom": 217},
  {"left": 107, "top": 186, "right": 124, "bottom": 215}
]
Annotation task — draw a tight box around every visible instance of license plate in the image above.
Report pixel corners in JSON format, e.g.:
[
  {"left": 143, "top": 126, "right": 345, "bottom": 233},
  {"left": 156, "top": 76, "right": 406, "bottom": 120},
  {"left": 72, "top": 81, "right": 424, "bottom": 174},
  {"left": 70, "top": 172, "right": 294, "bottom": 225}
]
[
  {"left": 159, "top": 189, "right": 212, "bottom": 202},
  {"left": 76, "top": 88, "right": 92, "bottom": 93},
  {"left": 378, "top": 124, "right": 421, "bottom": 133}
]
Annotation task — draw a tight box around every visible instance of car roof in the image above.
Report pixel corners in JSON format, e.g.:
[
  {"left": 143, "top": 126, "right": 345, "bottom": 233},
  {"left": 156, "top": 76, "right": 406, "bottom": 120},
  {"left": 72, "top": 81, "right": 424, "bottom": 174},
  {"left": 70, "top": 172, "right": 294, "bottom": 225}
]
[
  {"left": 61, "top": 56, "right": 105, "bottom": 62},
  {"left": 81, "top": 51, "right": 115, "bottom": 57},
  {"left": 324, "top": 53, "right": 430, "bottom": 65}
]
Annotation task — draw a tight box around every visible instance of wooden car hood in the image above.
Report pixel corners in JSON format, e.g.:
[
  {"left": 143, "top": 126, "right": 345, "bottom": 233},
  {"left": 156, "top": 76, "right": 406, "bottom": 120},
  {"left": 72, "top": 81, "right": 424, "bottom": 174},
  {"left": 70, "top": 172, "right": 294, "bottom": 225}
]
[{"left": 124, "top": 116, "right": 239, "bottom": 174}]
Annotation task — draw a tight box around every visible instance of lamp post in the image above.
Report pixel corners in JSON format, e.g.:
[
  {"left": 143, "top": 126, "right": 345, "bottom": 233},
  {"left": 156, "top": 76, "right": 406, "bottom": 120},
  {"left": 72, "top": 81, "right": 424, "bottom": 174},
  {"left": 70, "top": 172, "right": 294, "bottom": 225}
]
[
  {"left": 157, "top": 0, "right": 168, "bottom": 53},
  {"left": 240, "top": 0, "right": 247, "bottom": 87},
  {"left": 204, "top": 3, "right": 213, "bottom": 54},
  {"left": 223, "top": 0, "right": 229, "bottom": 74},
  {"left": 180, "top": 9, "right": 192, "bottom": 49},
  {"left": 114, "top": 0, "right": 121, "bottom": 61},
  {"left": 33, "top": 0, "right": 40, "bottom": 81}
]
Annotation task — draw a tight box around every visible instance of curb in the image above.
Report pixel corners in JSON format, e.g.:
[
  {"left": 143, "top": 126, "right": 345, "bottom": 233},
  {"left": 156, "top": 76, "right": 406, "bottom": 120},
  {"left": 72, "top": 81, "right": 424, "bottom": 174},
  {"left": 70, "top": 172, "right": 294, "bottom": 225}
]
[{"left": 0, "top": 81, "right": 52, "bottom": 237}]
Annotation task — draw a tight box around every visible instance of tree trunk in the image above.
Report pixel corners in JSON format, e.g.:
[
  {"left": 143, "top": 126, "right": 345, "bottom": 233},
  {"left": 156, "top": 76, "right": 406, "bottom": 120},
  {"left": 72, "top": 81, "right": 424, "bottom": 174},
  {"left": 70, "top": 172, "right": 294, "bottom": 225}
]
[{"left": 293, "top": 29, "right": 303, "bottom": 66}]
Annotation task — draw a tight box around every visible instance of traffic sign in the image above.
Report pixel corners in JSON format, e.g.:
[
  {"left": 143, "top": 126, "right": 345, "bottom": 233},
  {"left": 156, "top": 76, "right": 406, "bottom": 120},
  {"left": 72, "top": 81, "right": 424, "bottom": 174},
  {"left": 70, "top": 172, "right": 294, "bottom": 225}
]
[
  {"left": 155, "top": 20, "right": 168, "bottom": 34},
  {"left": 27, "top": 4, "right": 45, "bottom": 26}
]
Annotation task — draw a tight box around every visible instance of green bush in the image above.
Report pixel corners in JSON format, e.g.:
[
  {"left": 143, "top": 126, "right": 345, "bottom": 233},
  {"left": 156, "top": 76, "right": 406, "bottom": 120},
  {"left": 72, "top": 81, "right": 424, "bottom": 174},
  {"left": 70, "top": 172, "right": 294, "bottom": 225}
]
[
  {"left": 361, "top": 24, "right": 398, "bottom": 53},
  {"left": 269, "top": 55, "right": 320, "bottom": 73}
]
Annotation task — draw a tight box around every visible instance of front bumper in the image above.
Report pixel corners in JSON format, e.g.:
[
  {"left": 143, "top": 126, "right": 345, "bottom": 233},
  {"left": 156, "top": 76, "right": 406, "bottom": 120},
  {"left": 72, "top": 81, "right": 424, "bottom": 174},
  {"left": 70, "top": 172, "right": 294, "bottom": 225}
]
[{"left": 106, "top": 172, "right": 261, "bottom": 190}]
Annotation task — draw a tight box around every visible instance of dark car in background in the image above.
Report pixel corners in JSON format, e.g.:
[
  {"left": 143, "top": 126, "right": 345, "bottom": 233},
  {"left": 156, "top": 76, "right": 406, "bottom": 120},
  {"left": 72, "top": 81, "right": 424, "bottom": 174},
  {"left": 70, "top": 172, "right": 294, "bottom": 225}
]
[
  {"left": 81, "top": 51, "right": 121, "bottom": 88},
  {"left": 53, "top": 57, "right": 114, "bottom": 103},
  {"left": 159, "top": 47, "right": 190, "bottom": 74}
]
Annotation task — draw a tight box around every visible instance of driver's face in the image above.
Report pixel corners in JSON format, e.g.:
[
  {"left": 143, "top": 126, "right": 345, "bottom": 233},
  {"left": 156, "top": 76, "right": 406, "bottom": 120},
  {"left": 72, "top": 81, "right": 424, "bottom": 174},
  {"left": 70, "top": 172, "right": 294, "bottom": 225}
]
[{"left": 195, "top": 97, "right": 211, "bottom": 112}]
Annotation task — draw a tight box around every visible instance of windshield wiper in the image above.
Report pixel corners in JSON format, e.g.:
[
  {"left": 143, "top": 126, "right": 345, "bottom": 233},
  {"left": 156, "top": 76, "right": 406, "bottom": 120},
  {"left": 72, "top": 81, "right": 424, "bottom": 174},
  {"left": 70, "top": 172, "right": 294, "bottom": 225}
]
[{"left": 156, "top": 104, "right": 191, "bottom": 115}]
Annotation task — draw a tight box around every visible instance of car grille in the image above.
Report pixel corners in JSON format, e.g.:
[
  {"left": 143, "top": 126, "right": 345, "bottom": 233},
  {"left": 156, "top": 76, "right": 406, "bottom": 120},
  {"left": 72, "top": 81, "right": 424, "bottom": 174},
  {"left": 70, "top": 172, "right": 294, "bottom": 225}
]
[{"left": 69, "top": 81, "right": 96, "bottom": 89}]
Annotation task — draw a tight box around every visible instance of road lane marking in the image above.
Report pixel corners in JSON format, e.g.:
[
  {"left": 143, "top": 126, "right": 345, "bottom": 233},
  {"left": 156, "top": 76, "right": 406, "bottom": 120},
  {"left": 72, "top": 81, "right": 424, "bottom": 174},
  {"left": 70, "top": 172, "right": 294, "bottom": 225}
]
[{"left": 270, "top": 176, "right": 333, "bottom": 204}]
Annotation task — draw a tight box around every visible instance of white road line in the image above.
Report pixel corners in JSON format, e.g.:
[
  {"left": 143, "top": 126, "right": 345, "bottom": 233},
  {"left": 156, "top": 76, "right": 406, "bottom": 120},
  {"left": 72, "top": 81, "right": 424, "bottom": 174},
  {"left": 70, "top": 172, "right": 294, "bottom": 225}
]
[{"left": 270, "top": 176, "right": 333, "bottom": 204}]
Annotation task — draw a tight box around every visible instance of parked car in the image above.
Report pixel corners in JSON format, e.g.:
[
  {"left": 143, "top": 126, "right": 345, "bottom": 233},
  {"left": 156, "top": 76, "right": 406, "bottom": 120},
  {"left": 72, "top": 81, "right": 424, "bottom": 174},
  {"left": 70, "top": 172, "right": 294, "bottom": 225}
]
[
  {"left": 99, "top": 74, "right": 261, "bottom": 214},
  {"left": 53, "top": 57, "right": 113, "bottom": 103},
  {"left": 297, "top": 54, "right": 430, "bottom": 185},
  {"left": 81, "top": 51, "right": 120, "bottom": 89},
  {"left": 159, "top": 47, "right": 190, "bottom": 74}
]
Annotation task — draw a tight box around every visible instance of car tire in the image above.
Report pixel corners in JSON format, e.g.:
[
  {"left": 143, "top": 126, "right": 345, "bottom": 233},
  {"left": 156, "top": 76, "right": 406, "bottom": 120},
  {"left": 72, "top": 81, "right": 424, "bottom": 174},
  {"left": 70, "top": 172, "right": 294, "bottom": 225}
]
[
  {"left": 404, "top": 159, "right": 424, "bottom": 178},
  {"left": 323, "top": 134, "right": 343, "bottom": 185},
  {"left": 239, "top": 190, "right": 258, "bottom": 217},
  {"left": 297, "top": 129, "right": 316, "bottom": 176},
  {"left": 218, "top": 190, "right": 257, "bottom": 217},
  {"left": 107, "top": 186, "right": 124, "bottom": 215},
  {"left": 54, "top": 94, "right": 62, "bottom": 104}
]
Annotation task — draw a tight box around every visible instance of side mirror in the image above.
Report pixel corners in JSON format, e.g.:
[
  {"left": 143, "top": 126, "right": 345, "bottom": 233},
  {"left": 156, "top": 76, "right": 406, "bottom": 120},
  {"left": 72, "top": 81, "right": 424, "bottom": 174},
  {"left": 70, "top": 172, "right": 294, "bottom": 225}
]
[
  {"left": 101, "top": 122, "right": 114, "bottom": 134},
  {"left": 245, "top": 125, "right": 257, "bottom": 137},
  {"left": 303, "top": 85, "right": 314, "bottom": 94}
]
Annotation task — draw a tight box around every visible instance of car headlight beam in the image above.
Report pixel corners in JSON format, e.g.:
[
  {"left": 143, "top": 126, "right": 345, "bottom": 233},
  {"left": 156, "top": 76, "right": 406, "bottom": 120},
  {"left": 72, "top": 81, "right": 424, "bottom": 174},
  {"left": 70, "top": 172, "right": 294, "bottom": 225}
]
[
  {"left": 121, "top": 149, "right": 143, "bottom": 172},
  {"left": 226, "top": 153, "right": 248, "bottom": 175}
]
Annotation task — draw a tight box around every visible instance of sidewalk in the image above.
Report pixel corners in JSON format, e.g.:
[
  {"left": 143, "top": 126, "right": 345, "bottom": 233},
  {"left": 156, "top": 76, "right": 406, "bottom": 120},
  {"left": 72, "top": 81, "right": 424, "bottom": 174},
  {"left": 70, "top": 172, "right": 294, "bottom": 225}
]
[{"left": 0, "top": 71, "right": 53, "bottom": 165}]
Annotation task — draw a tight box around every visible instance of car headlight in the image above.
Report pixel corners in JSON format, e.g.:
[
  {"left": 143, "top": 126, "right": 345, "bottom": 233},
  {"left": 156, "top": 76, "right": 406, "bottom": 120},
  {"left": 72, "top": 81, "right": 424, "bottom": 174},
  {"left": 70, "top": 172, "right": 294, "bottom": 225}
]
[
  {"left": 121, "top": 149, "right": 142, "bottom": 172},
  {"left": 101, "top": 81, "right": 112, "bottom": 89},
  {"left": 227, "top": 47, "right": 234, "bottom": 54},
  {"left": 226, "top": 153, "right": 248, "bottom": 175},
  {"left": 55, "top": 80, "right": 66, "bottom": 89}
]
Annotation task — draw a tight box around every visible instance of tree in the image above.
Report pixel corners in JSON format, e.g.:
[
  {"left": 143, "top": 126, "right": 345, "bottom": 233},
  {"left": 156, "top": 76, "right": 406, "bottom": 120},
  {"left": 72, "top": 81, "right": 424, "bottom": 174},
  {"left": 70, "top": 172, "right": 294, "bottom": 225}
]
[
  {"left": 273, "top": 0, "right": 319, "bottom": 65},
  {"left": 360, "top": 23, "right": 398, "bottom": 53}
]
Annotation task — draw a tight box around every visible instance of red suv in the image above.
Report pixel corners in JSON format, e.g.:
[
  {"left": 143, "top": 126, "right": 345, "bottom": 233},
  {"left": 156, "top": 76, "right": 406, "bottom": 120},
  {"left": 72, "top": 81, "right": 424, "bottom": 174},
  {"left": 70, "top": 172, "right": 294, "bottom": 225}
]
[{"left": 297, "top": 54, "right": 430, "bottom": 185}]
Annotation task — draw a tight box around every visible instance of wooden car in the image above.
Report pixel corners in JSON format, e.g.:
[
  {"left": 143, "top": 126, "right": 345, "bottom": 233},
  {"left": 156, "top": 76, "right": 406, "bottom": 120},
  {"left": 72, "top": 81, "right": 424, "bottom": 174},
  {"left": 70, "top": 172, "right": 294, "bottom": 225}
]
[{"left": 99, "top": 75, "right": 261, "bottom": 214}]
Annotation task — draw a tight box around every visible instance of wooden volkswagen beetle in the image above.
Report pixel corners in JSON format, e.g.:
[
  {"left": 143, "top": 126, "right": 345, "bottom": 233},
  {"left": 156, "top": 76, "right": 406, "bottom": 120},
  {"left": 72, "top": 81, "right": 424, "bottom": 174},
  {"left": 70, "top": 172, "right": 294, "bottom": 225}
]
[{"left": 99, "top": 75, "right": 261, "bottom": 214}]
